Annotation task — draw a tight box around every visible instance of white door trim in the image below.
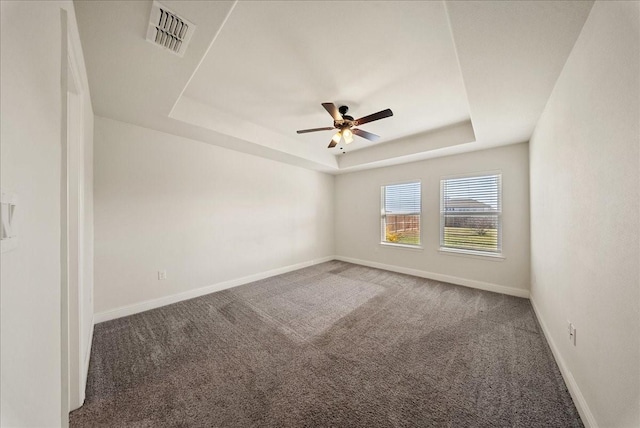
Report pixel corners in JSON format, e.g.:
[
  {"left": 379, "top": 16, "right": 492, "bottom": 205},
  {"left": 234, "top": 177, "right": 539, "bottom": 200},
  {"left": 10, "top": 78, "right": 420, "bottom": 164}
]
[{"left": 64, "top": 16, "right": 89, "bottom": 413}]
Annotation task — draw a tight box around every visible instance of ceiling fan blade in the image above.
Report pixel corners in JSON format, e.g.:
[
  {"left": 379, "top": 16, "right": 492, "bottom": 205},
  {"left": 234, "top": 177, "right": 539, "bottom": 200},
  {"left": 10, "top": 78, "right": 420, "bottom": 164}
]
[
  {"left": 354, "top": 108, "right": 393, "bottom": 126},
  {"left": 328, "top": 139, "right": 337, "bottom": 148},
  {"left": 296, "top": 127, "right": 335, "bottom": 134},
  {"left": 352, "top": 128, "right": 380, "bottom": 142},
  {"left": 322, "top": 103, "right": 342, "bottom": 121}
]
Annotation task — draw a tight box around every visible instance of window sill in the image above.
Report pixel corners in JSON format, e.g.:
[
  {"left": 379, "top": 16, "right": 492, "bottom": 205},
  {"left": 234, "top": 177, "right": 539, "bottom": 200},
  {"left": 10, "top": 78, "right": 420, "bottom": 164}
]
[
  {"left": 380, "top": 242, "right": 424, "bottom": 251},
  {"left": 438, "top": 247, "right": 505, "bottom": 261}
]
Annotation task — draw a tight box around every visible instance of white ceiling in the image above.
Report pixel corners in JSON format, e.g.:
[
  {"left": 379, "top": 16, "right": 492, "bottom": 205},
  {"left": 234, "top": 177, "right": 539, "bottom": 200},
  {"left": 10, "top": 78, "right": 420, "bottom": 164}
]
[
  {"left": 182, "top": 1, "right": 469, "bottom": 152},
  {"left": 446, "top": 0, "right": 595, "bottom": 146},
  {"left": 75, "top": 0, "right": 594, "bottom": 174}
]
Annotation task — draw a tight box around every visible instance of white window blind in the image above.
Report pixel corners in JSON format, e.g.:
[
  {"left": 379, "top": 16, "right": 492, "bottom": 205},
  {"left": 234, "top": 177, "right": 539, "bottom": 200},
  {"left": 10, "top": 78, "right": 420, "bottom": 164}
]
[
  {"left": 381, "top": 182, "right": 421, "bottom": 246},
  {"left": 440, "top": 174, "right": 501, "bottom": 254}
]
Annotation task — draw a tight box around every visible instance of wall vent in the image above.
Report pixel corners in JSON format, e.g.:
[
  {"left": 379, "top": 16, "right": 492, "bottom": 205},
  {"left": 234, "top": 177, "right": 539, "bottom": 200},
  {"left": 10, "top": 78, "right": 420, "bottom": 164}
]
[{"left": 146, "top": 1, "right": 195, "bottom": 57}]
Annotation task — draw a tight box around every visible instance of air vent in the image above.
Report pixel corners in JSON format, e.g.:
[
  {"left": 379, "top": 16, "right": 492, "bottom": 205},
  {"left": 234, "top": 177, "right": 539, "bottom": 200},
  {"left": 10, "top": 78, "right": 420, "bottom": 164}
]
[{"left": 146, "top": 1, "right": 195, "bottom": 57}]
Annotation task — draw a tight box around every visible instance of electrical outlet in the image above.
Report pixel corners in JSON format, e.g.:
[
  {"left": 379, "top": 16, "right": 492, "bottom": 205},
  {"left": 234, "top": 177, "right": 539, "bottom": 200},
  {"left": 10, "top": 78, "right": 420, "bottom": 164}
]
[
  {"left": 568, "top": 321, "right": 576, "bottom": 346},
  {"left": 158, "top": 270, "right": 167, "bottom": 280}
]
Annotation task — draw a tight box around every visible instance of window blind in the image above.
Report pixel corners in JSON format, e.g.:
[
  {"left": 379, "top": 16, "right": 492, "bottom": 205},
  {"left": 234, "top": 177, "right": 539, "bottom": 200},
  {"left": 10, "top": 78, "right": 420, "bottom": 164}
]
[
  {"left": 381, "top": 182, "right": 421, "bottom": 246},
  {"left": 440, "top": 174, "right": 501, "bottom": 253},
  {"left": 384, "top": 182, "right": 421, "bottom": 214}
]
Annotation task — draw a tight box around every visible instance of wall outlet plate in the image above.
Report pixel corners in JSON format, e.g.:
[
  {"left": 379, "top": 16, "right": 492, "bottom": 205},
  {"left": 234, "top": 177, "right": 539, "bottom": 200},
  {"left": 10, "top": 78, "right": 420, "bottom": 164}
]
[
  {"left": 158, "top": 270, "right": 167, "bottom": 280},
  {"left": 568, "top": 321, "right": 576, "bottom": 346}
]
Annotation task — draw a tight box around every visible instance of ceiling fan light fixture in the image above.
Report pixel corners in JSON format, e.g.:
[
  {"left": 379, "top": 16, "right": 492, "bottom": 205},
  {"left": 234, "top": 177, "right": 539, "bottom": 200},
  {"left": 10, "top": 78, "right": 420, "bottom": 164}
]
[
  {"left": 332, "top": 132, "right": 342, "bottom": 144},
  {"left": 343, "top": 128, "right": 354, "bottom": 144}
]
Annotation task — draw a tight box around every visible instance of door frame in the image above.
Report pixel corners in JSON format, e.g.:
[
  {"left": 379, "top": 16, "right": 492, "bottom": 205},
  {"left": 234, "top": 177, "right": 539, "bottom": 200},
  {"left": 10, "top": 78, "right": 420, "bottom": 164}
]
[{"left": 61, "top": 8, "right": 91, "bottom": 418}]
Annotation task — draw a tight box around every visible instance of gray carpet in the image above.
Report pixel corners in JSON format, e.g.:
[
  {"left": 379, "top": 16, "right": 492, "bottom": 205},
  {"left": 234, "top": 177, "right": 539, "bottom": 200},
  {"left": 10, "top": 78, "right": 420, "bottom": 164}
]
[{"left": 70, "top": 261, "right": 582, "bottom": 427}]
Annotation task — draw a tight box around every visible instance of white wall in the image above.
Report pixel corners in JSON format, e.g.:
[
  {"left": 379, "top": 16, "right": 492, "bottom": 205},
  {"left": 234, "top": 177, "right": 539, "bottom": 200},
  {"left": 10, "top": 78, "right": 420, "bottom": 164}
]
[
  {"left": 0, "top": 1, "right": 93, "bottom": 426},
  {"left": 335, "top": 143, "right": 530, "bottom": 296},
  {"left": 529, "top": 2, "right": 639, "bottom": 427},
  {"left": 93, "top": 117, "right": 334, "bottom": 317}
]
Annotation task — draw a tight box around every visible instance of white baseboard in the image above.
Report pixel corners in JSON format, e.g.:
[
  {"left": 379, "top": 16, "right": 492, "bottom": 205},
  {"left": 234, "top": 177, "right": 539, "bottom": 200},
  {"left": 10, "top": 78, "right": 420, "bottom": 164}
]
[
  {"left": 334, "top": 255, "right": 529, "bottom": 298},
  {"left": 94, "top": 256, "right": 335, "bottom": 323},
  {"left": 530, "top": 298, "right": 597, "bottom": 428},
  {"left": 95, "top": 255, "right": 528, "bottom": 321}
]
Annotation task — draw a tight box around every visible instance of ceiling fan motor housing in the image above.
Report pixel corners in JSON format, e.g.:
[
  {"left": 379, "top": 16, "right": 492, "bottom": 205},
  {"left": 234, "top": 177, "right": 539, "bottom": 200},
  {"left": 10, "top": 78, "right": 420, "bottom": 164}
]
[
  {"left": 333, "top": 106, "right": 354, "bottom": 129},
  {"left": 338, "top": 105, "right": 354, "bottom": 122},
  {"left": 334, "top": 119, "right": 354, "bottom": 129}
]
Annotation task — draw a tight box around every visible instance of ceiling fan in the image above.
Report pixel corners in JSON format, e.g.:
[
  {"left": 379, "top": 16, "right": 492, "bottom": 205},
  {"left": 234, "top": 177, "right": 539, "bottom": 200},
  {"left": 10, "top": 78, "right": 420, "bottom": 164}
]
[{"left": 297, "top": 103, "right": 393, "bottom": 148}]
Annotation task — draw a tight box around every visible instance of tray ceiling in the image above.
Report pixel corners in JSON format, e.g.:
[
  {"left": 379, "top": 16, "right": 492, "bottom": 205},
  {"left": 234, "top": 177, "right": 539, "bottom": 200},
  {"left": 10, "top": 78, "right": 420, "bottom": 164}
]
[{"left": 75, "top": 1, "right": 594, "bottom": 173}]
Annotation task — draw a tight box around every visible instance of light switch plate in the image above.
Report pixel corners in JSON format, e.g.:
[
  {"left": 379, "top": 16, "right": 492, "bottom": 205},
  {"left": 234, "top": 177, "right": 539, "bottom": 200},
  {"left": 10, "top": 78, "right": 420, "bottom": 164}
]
[{"left": 1, "top": 190, "right": 18, "bottom": 253}]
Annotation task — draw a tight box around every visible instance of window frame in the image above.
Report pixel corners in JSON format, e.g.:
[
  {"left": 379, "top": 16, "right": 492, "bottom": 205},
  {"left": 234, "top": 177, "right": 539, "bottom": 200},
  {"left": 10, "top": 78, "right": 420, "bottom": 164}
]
[
  {"left": 380, "top": 180, "right": 423, "bottom": 249},
  {"left": 439, "top": 172, "right": 503, "bottom": 258}
]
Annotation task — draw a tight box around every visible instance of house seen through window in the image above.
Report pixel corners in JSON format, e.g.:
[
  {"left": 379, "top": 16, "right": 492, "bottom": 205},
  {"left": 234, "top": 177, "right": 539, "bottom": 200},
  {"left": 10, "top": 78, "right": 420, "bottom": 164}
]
[
  {"left": 381, "top": 181, "right": 421, "bottom": 246},
  {"left": 440, "top": 173, "right": 502, "bottom": 254}
]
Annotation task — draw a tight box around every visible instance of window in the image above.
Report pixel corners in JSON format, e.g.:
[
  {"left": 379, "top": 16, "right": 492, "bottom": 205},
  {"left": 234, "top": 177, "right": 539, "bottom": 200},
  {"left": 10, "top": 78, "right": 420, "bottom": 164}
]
[
  {"left": 381, "top": 181, "right": 421, "bottom": 246},
  {"left": 440, "top": 173, "right": 502, "bottom": 255}
]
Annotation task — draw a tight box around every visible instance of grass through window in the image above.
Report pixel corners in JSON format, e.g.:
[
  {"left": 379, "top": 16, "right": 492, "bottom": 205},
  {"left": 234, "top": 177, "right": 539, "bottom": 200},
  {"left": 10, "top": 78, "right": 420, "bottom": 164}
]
[{"left": 443, "top": 227, "right": 497, "bottom": 252}]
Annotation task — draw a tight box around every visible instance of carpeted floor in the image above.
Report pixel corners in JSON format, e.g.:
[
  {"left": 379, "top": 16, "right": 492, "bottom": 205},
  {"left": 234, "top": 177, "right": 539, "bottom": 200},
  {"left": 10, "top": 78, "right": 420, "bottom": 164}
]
[{"left": 70, "top": 261, "right": 582, "bottom": 427}]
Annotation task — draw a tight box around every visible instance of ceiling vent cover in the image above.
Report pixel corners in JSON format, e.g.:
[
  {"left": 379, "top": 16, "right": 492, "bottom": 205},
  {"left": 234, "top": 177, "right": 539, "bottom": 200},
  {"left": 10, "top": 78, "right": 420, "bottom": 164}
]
[{"left": 146, "top": 1, "right": 195, "bottom": 57}]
